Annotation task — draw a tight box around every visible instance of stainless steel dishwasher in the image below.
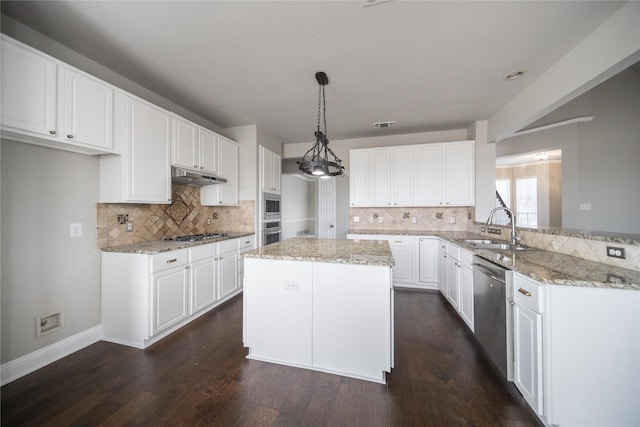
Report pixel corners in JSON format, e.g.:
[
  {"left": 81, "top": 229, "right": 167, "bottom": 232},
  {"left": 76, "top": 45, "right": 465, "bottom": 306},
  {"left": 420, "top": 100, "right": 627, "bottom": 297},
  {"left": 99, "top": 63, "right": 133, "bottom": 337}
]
[{"left": 472, "top": 256, "right": 512, "bottom": 380}]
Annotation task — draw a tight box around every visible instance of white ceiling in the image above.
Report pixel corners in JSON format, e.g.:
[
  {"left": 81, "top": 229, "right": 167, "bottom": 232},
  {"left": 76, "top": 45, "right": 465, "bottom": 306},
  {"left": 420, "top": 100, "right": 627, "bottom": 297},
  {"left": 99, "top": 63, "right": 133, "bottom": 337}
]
[{"left": 0, "top": 1, "right": 626, "bottom": 144}]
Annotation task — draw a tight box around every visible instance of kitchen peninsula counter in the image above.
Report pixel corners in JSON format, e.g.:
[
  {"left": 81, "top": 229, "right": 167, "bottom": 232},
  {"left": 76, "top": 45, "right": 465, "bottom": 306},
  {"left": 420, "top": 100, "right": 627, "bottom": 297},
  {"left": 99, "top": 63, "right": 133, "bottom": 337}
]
[
  {"left": 242, "top": 238, "right": 394, "bottom": 383},
  {"left": 347, "top": 229, "right": 640, "bottom": 290}
]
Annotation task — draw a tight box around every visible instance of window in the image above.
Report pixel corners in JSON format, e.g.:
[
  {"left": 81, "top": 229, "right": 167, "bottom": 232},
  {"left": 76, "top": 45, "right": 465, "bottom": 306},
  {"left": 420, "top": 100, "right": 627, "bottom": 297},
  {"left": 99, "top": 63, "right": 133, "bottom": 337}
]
[
  {"left": 495, "top": 179, "right": 511, "bottom": 225},
  {"left": 516, "top": 176, "right": 538, "bottom": 227}
]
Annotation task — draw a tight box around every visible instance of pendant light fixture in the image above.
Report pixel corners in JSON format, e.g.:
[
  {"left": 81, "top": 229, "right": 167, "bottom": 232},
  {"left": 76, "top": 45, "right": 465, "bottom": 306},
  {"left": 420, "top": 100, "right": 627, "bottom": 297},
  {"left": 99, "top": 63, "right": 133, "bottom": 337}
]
[{"left": 298, "top": 71, "right": 344, "bottom": 178}]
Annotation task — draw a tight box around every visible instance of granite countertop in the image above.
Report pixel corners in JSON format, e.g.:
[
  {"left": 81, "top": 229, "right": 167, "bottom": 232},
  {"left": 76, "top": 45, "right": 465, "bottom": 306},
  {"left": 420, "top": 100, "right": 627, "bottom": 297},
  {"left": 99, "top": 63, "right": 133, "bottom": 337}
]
[
  {"left": 101, "top": 232, "right": 255, "bottom": 255},
  {"left": 347, "top": 229, "right": 640, "bottom": 291},
  {"left": 242, "top": 237, "right": 395, "bottom": 267}
]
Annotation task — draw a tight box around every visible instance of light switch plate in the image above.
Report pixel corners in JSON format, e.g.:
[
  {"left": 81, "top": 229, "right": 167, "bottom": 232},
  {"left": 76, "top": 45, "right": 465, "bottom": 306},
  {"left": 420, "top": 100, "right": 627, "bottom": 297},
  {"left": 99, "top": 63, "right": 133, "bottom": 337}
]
[{"left": 69, "top": 223, "right": 82, "bottom": 237}]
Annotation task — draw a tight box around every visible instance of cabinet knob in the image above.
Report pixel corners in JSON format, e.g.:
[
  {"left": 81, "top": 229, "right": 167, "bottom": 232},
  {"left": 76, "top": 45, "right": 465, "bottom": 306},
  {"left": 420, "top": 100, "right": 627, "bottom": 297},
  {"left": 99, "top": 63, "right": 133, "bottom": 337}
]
[
  {"left": 194, "top": 165, "right": 198, "bottom": 168},
  {"left": 67, "top": 134, "right": 74, "bottom": 139},
  {"left": 49, "top": 130, "right": 56, "bottom": 135},
  {"left": 200, "top": 166, "right": 204, "bottom": 169},
  {"left": 509, "top": 300, "right": 515, "bottom": 306}
]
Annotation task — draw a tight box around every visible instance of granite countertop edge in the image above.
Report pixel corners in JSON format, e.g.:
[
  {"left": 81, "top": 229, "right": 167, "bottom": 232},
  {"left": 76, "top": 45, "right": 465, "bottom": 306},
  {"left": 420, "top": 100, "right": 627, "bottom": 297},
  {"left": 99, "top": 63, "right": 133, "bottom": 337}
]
[
  {"left": 347, "top": 229, "right": 640, "bottom": 291},
  {"left": 242, "top": 238, "right": 395, "bottom": 267},
  {"left": 101, "top": 232, "right": 256, "bottom": 255}
]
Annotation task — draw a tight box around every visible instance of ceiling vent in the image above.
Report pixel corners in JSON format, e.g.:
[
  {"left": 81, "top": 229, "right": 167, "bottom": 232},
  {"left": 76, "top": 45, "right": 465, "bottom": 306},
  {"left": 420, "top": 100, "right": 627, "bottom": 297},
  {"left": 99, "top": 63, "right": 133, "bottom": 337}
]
[
  {"left": 363, "top": 0, "right": 391, "bottom": 7},
  {"left": 374, "top": 121, "right": 396, "bottom": 129}
]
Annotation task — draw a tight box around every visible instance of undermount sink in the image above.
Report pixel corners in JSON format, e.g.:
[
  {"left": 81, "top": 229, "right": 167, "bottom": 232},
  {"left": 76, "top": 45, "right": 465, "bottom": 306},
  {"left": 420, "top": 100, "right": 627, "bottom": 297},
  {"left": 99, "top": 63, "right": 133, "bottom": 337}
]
[{"left": 461, "top": 239, "right": 539, "bottom": 251}]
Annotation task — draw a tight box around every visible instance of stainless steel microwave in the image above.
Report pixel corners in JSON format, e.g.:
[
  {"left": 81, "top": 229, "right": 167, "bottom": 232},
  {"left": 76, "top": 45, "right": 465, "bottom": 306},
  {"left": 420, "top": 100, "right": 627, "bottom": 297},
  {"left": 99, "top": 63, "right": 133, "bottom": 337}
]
[{"left": 263, "top": 192, "right": 281, "bottom": 220}]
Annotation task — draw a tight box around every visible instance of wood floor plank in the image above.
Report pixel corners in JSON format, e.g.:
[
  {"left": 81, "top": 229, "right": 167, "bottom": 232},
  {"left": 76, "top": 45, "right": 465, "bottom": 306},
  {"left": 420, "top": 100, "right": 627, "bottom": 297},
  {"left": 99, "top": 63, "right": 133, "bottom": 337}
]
[{"left": 1, "top": 291, "right": 541, "bottom": 426}]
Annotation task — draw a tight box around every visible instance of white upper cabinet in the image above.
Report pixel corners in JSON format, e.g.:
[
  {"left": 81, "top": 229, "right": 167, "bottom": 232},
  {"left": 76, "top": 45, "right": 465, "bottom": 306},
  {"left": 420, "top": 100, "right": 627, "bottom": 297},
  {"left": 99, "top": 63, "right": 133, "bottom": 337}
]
[
  {"left": 171, "top": 118, "right": 220, "bottom": 176},
  {"left": 349, "top": 150, "right": 370, "bottom": 206},
  {"left": 260, "top": 146, "right": 281, "bottom": 194},
  {"left": 198, "top": 128, "right": 219, "bottom": 175},
  {"left": 370, "top": 149, "right": 391, "bottom": 206},
  {"left": 125, "top": 96, "right": 172, "bottom": 202},
  {"left": 1, "top": 37, "right": 56, "bottom": 137},
  {"left": 201, "top": 136, "right": 239, "bottom": 206},
  {"left": 349, "top": 141, "right": 474, "bottom": 207},
  {"left": 442, "top": 141, "right": 475, "bottom": 206},
  {"left": 414, "top": 144, "right": 443, "bottom": 205},
  {"left": 1, "top": 35, "right": 114, "bottom": 154},
  {"left": 100, "top": 93, "right": 171, "bottom": 204},
  {"left": 172, "top": 117, "right": 198, "bottom": 170},
  {"left": 62, "top": 68, "right": 113, "bottom": 150},
  {"left": 391, "top": 146, "right": 414, "bottom": 206}
]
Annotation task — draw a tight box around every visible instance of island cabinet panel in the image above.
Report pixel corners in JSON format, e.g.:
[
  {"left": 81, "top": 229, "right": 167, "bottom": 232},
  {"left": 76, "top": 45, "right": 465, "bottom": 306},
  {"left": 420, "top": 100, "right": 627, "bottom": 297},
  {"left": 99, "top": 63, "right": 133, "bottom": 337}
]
[
  {"left": 243, "top": 249, "right": 394, "bottom": 384},
  {"left": 243, "top": 259, "right": 313, "bottom": 367},
  {"left": 312, "top": 262, "right": 392, "bottom": 382}
]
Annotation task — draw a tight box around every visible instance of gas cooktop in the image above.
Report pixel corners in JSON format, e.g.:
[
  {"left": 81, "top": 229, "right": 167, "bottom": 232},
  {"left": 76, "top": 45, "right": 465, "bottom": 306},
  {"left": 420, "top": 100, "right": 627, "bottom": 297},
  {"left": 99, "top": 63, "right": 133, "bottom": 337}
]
[{"left": 167, "top": 233, "right": 228, "bottom": 242}]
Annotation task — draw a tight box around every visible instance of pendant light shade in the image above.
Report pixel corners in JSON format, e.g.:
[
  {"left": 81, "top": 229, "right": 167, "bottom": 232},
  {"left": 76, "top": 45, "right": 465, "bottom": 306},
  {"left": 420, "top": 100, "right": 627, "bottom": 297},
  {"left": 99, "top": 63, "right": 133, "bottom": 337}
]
[{"left": 298, "top": 72, "right": 344, "bottom": 178}]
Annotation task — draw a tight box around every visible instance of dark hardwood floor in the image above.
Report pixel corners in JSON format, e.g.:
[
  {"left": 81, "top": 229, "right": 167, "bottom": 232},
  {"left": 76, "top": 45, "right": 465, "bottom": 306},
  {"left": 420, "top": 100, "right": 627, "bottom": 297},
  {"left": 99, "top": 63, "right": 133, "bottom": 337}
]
[{"left": 1, "top": 290, "right": 540, "bottom": 426}]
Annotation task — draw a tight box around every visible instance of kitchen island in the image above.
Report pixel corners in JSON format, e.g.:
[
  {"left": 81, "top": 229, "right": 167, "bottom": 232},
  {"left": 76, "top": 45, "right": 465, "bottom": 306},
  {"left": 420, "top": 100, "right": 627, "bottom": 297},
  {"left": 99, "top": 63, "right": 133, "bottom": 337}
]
[{"left": 242, "top": 238, "right": 395, "bottom": 383}]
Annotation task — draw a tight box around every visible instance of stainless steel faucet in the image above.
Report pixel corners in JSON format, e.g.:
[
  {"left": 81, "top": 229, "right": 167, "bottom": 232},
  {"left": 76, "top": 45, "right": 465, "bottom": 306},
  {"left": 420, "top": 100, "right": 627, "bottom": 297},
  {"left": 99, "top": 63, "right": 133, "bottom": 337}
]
[{"left": 487, "top": 207, "right": 519, "bottom": 245}]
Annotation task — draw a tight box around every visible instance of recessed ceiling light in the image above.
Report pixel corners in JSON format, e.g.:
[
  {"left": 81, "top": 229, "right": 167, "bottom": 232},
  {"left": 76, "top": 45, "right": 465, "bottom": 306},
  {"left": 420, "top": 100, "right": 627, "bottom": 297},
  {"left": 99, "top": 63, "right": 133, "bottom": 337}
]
[
  {"left": 374, "top": 121, "right": 395, "bottom": 129},
  {"left": 504, "top": 70, "right": 526, "bottom": 81}
]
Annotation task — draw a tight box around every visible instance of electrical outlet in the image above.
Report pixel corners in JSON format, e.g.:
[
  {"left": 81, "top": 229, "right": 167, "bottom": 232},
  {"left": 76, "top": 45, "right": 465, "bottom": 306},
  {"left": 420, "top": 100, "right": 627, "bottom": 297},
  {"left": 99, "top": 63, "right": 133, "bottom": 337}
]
[
  {"left": 411, "top": 217, "right": 417, "bottom": 224},
  {"left": 481, "top": 226, "right": 486, "bottom": 232},
  {"left": 580, "top": 203, "right": 592, "bottom": 211},
  {"left": 126, "top": 222, "right": 134, "bottom": 232},
  {"left": 369, "top": 216, "right": 374, "bottom": 223},
  {"left": 207, "top": 218, "right": 211, "bottom": 225},
  {"left": 487, "top": 227, "right": 502, "bottom": 235},
  {"left": 353, "top": 216, "right": 360, "bottom": 223},
  {"left": 450, "top": 217, "right": 456, "bottom": 224},
  {"left": 284, "top": 281, "right": 298, "bottom": 290},
  {"left": 378, "top": 216, "right": 383, "bottom": 223},
  {"left": 606, "top": 246, "right": 626, "bottom": 259}
]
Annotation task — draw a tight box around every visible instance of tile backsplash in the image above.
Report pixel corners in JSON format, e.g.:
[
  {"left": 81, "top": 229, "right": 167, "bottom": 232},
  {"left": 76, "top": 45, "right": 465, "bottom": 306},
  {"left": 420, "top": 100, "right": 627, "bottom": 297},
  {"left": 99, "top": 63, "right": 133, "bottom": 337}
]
[
  {"left": 349, "top": 206, "right": 474, "bottom": 232},
  {"left": 97, "top": 184, "right": 255, "bottom": 248}
]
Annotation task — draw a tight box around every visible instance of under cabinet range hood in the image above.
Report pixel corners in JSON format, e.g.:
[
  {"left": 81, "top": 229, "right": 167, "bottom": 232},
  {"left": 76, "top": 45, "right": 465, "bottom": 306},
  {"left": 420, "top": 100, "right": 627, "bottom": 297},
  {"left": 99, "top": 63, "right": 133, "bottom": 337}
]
[{"left": 171, "top": 167, "right": 227, "bottom": 186}]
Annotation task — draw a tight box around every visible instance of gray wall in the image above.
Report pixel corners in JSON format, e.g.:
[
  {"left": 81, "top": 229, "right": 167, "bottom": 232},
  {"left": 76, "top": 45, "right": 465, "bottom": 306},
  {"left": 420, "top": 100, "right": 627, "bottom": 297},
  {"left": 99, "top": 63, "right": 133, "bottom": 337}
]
[
  {"left": 1, "top": 141, "right": 101, "bottom": 363},
  {"left": 497, "top": 68, "right": 640, "bottom": 234}
]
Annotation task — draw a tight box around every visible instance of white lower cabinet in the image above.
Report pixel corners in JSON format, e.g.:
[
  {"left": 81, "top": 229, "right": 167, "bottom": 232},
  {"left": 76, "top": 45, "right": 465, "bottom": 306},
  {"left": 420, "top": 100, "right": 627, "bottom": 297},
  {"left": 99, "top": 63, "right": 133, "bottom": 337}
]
[
  {"left": 102, "top": 235, "right": 254, "bottom": 348},
  {"left": 512, "top": 273, "right": 640, "bottom": 426},
  {"left": 437, "top": 241, "right": 474, "bottom": 331},
  {"left": 445, "top": 244, "right": 460, "bottom": 310},
  {"left": 418, "top": 238, "right": 439, "bottom": 289},
  {"left": 152, "top": 265, "right": 189, "bottom": 335},
  {"left": 386, "top": 236, "right": 418, "bottom": 284},
  {"left": 218, "top": 240, "right": 239, "bottom": 299},
  {"left": 346, "top": 234, "right": 418, "bottom": 287},
  {"left": 458, "top": 249, "right": 474, "bottom": 331}
]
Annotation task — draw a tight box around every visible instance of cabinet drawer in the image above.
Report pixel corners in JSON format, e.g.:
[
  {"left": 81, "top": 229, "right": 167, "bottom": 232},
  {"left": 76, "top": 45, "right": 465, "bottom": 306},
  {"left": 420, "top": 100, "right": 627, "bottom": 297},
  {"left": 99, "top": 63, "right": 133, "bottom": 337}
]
[
  {"left": 149, "top": 250, "right": 187, "bottom": 273},
  {"left": 447, "top": 243, "right": 460, "bottom": 260},
  {"left": 189, "top": 243, "right": 217, "bottom": 262},
  {"left": 238, "top": 235, "right": 256, "bottom": 251},
  {"left": 218, "top": 238, "right": 237, "bottom": 254},
  {"left": 384, "top": 235, "right": 417, "bottom": 247},
  {"left": 514, "top": 274, "right": 544, "bottom": 313},
  {"left": 459, "top": 248, "right": 474, "bottom": 267}
]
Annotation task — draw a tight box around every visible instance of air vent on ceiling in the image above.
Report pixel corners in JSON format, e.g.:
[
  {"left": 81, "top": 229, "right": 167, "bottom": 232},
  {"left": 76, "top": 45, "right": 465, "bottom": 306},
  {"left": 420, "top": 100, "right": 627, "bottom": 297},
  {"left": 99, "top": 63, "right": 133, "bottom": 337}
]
[
  {"left": 363, "top": 0, "right": 391, "bottom": 6},
  {"left": 374, "top": 121, "right": 396, "bottom": 129}
]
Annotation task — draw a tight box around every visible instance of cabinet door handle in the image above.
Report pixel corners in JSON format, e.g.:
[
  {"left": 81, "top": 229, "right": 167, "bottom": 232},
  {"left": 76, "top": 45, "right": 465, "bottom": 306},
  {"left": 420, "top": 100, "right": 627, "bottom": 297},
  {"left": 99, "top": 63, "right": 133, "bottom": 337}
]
[
  {"left": 394, "top": 240, "right": 402, "bottom": 243},
  {"left": 67, "top": 134, "right": 74, "bottom": 139},
  {"left": 518, "top": 288, "right": 532, "bottom": 297},
  {"left": 166, "top": 258, "right": 177, "bottom": 264}
]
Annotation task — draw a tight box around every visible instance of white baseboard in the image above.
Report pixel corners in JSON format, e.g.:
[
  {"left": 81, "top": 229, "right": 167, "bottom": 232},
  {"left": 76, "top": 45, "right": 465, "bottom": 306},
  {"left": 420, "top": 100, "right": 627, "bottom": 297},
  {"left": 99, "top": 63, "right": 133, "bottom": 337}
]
[{"left": 0, "top": 325, "right": 102, "bottom": 386}]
